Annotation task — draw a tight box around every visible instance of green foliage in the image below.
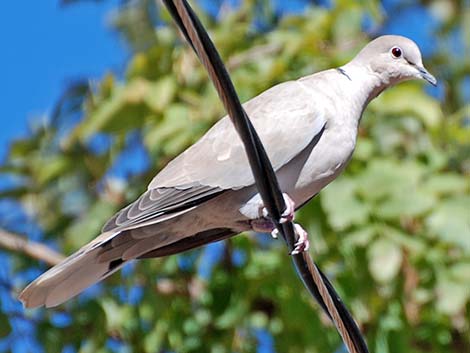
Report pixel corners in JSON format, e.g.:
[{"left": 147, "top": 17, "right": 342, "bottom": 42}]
[{"left": 2, "top": 1, "right": 469, "bottom": 352}]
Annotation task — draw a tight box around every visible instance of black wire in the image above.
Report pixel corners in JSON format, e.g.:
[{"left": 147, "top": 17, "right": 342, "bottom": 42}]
[
  {"left": 162, "top": 1, "right": 369, "bottom": 352},
  {"left": 318, "top": 268, "right": 370, "bottom": 353}
]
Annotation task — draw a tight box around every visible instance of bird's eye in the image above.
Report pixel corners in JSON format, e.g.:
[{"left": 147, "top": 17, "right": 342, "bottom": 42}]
[{"left": 391, "top": 46, "right": 402, "bottom": 58}]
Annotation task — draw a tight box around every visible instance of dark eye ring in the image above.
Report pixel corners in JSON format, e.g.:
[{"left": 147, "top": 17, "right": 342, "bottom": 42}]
[{"left": 391, "top": 46, "right": 402, "bottom": 58}]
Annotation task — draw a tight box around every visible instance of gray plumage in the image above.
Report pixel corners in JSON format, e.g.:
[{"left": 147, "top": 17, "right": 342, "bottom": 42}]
[{"left": 19, "top": 35, "right": 436, "bottom": 308}]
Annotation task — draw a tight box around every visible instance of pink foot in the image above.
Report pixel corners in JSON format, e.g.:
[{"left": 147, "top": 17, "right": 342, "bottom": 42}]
[
  {"left": 290, "top": 223, "right": 309, "bottom": 255},
  {"left": 256, "top": 222, "right": 309, "bottom": 254},
  {"left": 250, "top": 193, "right": 309, "bottom": 254},
  {"left": 261, "top": 193, "right": 295, "bottom": 224},
  {"left": 251, "top": 193, "right": 296, "bottom": 237}
]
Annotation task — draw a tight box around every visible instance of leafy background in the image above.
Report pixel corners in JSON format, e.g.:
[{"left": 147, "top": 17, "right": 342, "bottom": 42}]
[{"left": 0, "top": 0, "right": 469, "bottom": 352}]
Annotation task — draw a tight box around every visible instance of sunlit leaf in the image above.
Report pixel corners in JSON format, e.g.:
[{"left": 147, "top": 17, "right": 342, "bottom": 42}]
[
  {"left": 368, "top": 238, "right": 403, "bottom": 283},
  {"left": 36, "top": 156, "right": 73, "bottom": 185},
  {"left": 375, "top": 189, "right": 436, "bottom": 219},
  {"left": 421, "top": 173, "right": 468, "bottom": 195},
  {"left": 425, "top": 196, "right": 470, "bottom": 249},
  {"left": 322, "top": 178, "right": 370, "bottom": 231},
  {"left": 356, "top": 159, "right": 424, "bottom": 201},
  {"left": 436, "top": 272, "right": 470, "bottom": 315},
  {"left": 371, "top": 85, "right": 443, "bottom": 128}
]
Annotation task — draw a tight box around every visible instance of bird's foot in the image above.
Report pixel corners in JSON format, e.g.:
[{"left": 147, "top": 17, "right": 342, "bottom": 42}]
[
  {"left": 261, "top": 193, "right": 296, "bottom": 224},
  {"left": 249, "top": 193, "right": 309, "bottom": 254},
  {"left": 271, "top": 223, "right": 310, "bottom": 254},
  {"left": 251, "top": 219, "right": 310, "bottom": 254},
  {"left": 250, "top": 218, "right": 277, "bottom": 237},
  {"left": 251, "top": 193, "right": 295, "bottom": 238},
  {"left": 289, "top": 223, "right": 309, "bottom": 255}
]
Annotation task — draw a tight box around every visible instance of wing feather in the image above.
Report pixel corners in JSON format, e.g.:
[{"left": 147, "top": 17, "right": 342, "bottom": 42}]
[
  {"left": 102, "top": 185, "right": 224, "bottom": 232},
  {"left": 103, "top": 77, "right": 326, "bottom": 234},
  {"left": 149, "top": 79, "right": 326, "bottom": 190}
]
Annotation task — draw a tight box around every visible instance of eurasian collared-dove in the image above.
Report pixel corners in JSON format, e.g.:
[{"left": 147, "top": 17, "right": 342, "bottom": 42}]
[{"left": 19, "top": 35, "right": 436, "bottom": 308}]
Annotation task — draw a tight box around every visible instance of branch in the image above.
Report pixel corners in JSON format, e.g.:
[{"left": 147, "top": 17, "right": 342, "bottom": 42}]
[{"left": 0, "top": 229, "right": 65, "bottom": 266}]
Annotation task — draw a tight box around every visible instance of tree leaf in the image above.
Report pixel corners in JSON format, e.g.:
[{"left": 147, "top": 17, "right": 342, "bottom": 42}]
[
  {"left": 357, "top": 159, "right": 424, "bottom": 201},
  {"left": 375, "top": 189, "right": 436, "bottom": 220},
  {"left": 426, "top": 196, "right": 470, "bottom": 249},
  {"left": 368, "top": 238, "right": 403, "bottom": 284},
  {"left": 436, "top": 272, "right": 470, "bottom": 315},
  {"left": 370, "top": 84, "right": 443, "bottom": 128},
  {"left": 144, "top": 76, "right": 177, "bottom": 113},
  {"left": 321, "top": 178, "right": 370, "bottom": 231},
  {"left": 421, "top": 173, "right": 469, "bottom": 195}
]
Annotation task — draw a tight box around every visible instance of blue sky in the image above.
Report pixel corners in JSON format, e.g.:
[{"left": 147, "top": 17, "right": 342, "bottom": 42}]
[{"left": 0, "top": 1, "right": 127, "bottom": 159}]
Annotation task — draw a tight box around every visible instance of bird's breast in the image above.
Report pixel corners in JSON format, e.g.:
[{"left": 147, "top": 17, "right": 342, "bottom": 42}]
[{"left": 277, "top": 115, "right": 358, "bottom": 207}]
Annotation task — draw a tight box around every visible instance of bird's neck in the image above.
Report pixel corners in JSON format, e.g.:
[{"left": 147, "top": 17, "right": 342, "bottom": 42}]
[{"left": 340, "top": 62, "right": 390, "bottom": 108}]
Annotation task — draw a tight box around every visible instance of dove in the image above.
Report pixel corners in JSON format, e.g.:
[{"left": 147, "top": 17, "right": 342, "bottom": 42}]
[{"left": 19, "top": 35, "right": 436, "bottom": 308}]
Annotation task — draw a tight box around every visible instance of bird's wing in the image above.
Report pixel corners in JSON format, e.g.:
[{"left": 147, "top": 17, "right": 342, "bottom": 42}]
[
  {"left": 150, "top": 79, "right": 326, "bottom": 189},
  {"left": 103, "top": 78, "right": 326, "bottom": 232},
  {"left": 102, "top": 184, "right": 224, "bottom": 231}
]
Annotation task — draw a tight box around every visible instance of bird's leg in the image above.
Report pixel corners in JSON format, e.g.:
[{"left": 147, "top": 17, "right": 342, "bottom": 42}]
[
  {"left": 250, "top": 218, "right": 277, "bottom": 234},
  {"left": 250, "top": 193, "right": 310, "bottom": 254},
  {"left": 270, "top": 223, "right": 310, "bottom": 254},
  {"left": 250, "top": 193, "right": 295, "bottom": 234},
  {"left": 261, "top": 192, "right": 296, "bottom": 224}
]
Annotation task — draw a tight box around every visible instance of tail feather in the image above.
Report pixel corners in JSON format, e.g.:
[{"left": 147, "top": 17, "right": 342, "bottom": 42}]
[
  {"left": 19, "top": 226, "right": 237, "bottom": 308},
  {"left": 19, "top": 231, "right": 125, "bottom": 308}
]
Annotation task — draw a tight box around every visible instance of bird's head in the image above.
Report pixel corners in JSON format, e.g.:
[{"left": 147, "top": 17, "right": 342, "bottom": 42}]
[{"left": 353, "top": 35, "right": 437, "bottom": 87}]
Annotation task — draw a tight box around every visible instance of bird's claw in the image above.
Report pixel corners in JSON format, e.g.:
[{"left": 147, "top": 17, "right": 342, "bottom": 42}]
[
  {"left": 261, "top": 193, "right": 295, "bottom": 224},
  {"left": 271, "top": 228, "right": 279, "bottom": 239},
  {"left": 251, "top": 218, "right": 309, "bottom": 254},
  {"left": 251, "top": 193, "right": 300, "bottom": 242},
  {"left": 290, "top": 223, "right": 309, "bottom": 255},
  {"left": 251, "top": 220, "right": 280, "bottom": 239}
]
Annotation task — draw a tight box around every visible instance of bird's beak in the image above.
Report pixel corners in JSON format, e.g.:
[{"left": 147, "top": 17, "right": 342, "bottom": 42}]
[{"left": 417, "top": 66, "right": 437, "bottom": 86}]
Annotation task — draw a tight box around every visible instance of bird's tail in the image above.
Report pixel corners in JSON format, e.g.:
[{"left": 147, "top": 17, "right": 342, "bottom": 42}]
[{"left": 19, "top": 231, "right": 125, "bottom": 308}]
